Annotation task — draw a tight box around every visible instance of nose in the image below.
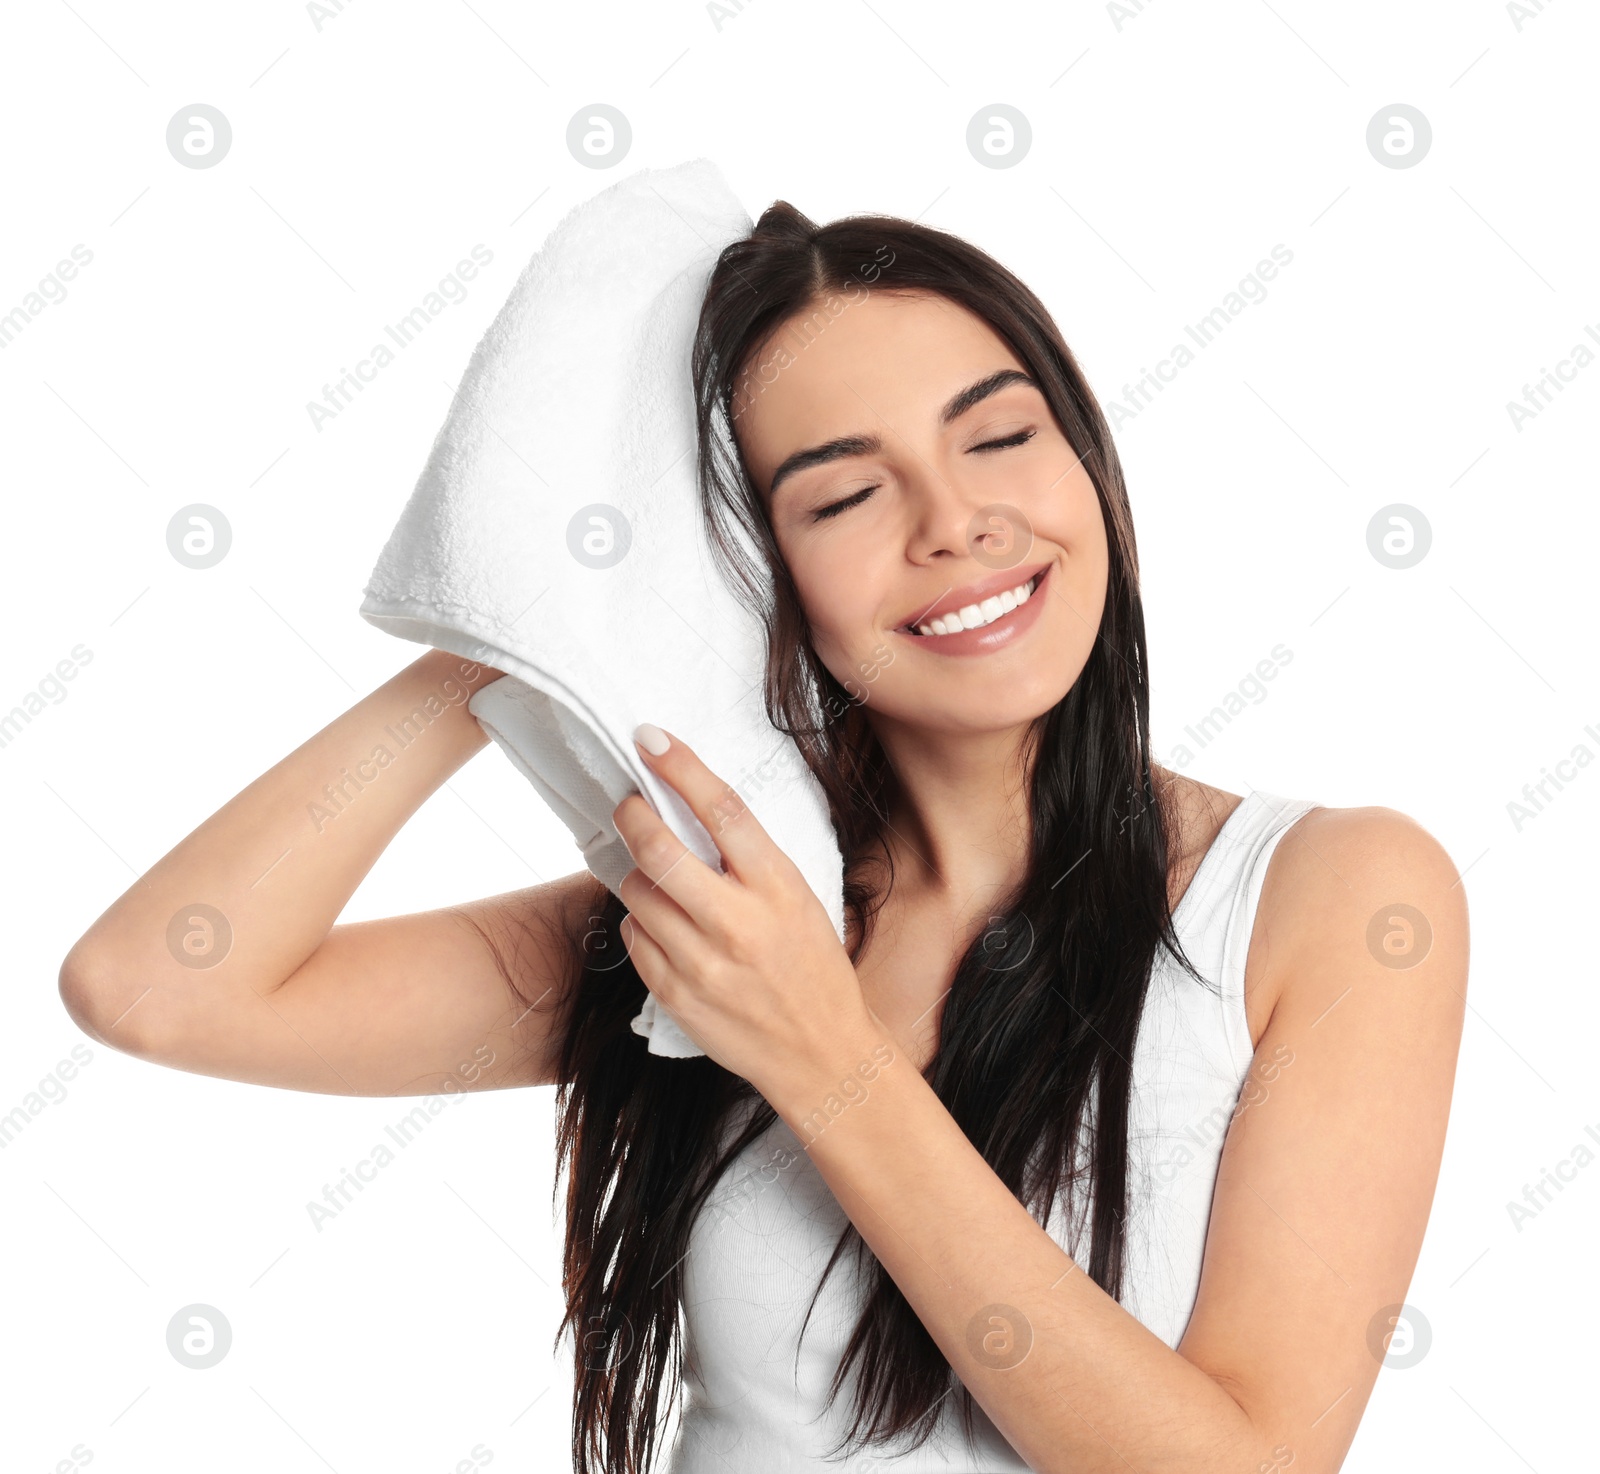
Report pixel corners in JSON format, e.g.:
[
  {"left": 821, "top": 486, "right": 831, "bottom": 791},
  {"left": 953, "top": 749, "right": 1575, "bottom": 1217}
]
[
  {"left": 902, "top": 460, "right": 1023, "bottom": 566},
  {"left": 902, "top": 459, "right": 976, "bottom": 558}
]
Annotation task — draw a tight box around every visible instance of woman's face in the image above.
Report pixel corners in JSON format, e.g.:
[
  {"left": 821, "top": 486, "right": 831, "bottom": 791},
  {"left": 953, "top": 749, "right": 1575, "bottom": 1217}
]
[{"left": 732, "top": 289, "right": 1110, "bottom": 738}]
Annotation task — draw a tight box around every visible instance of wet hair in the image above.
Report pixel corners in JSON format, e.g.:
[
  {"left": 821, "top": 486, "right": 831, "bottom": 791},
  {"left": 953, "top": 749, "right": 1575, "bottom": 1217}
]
[{"left": 523, "top": 198, "right": 1209, "bottom": 1473}]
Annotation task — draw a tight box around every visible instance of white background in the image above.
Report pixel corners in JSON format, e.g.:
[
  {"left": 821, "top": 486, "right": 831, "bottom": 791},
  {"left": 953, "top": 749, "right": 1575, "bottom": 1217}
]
[{"left": 3, "top": 1, "right": 1595, "bottom": 1470}]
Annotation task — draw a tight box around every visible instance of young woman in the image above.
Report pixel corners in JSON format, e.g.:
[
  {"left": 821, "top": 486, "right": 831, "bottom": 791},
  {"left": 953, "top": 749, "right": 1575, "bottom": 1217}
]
[{"left": 59, "top": 202, "right": 1468, "bottom": 1474}]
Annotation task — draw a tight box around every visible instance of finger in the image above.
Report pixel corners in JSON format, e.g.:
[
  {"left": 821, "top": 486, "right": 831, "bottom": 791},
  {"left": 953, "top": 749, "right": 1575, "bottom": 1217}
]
[
  {"left": 619, "top": 909, "right": 670, "bottom": 991},
  {"left": 631, "top": 723, "right": 783, "bottom": 887},
  {"left": 612, "top": 791, "right": 728, "bottom": 930},
  {"left": 618, "top": 864, "right": 701, "bottom": 960}
]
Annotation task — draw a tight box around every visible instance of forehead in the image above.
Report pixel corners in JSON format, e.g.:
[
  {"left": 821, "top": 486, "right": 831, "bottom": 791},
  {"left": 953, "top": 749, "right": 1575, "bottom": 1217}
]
[{"left": 731, "top": 290, "right": 1022, "bottom": 486}]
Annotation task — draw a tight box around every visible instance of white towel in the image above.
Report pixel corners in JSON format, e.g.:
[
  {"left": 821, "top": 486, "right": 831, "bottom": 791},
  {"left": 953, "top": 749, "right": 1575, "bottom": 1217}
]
[{"left": 357, "top": 157, "right": 845, "bottom": 1060}]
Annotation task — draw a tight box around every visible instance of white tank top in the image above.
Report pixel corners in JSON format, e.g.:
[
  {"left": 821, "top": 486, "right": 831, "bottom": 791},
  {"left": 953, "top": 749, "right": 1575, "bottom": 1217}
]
[{"left": 665, "top": 789, "right": 1320, "bottom": 1473}]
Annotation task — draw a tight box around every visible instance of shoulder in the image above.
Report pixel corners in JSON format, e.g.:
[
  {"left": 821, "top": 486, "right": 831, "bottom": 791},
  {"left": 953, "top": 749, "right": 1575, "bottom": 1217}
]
[
  {"left": 1262, "top": 803, "right": 1465, "bottom": 938},
  {"left": 1255, "top": 802, "right": 1469, "bottom": 1024}
]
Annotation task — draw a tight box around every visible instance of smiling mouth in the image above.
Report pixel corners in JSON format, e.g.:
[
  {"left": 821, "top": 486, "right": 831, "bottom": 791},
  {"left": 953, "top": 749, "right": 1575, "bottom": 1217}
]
[{"left": 902, "top": 569, "right": 1046, "bottom": 637}]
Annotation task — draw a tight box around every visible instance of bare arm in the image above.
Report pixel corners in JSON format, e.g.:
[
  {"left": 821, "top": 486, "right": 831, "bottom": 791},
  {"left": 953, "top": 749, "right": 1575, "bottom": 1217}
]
[{"left": 58, "top": 649, "right": 600, "bottom": 1095}]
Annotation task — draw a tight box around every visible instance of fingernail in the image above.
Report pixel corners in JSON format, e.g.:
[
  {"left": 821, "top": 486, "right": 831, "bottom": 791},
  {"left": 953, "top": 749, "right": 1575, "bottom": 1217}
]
[{"left": 634, "top": 723, "right": 670, "bottom": 756}]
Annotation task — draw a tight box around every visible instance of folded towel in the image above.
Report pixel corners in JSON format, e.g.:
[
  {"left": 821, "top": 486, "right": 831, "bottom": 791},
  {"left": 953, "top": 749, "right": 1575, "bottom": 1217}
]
[{"left": 357, "top": 157, "right": 845, "bottom": 1060}]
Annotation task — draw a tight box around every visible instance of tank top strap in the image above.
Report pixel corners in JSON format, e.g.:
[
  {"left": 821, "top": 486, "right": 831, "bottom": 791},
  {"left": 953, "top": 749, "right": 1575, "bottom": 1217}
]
[
  {"left": 1175, "top": 790, "right": 1319, "bottom": 921},
  {"left": 1172, "top": 788, "right": 1323, "bottom": 1070}
]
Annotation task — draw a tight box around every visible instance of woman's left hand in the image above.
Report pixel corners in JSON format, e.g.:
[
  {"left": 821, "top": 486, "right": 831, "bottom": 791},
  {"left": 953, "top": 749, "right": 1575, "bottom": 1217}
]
[{"left": 612, "top": 724, "right": 877, "bottom": 1099}]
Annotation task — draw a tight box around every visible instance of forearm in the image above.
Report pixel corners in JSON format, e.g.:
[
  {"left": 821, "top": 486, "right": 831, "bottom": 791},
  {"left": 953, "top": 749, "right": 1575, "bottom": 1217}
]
[
  {"left": 764, "top": 1024, "right": 1283, "bottom": 1474},
  {"left": 64, "top": 649, "right": 500, "bottom": 1010}
]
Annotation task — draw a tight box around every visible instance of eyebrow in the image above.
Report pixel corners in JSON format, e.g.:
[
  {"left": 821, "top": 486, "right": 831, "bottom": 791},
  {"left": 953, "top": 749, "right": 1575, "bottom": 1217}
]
[{"left": 764, "top": 368, "right": 1040, "bottom": 500}]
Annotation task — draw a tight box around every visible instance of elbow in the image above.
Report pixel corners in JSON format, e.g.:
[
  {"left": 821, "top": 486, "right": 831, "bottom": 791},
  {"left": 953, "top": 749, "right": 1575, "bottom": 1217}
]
[
  {"left": 57, "top": 949, "right": 146, "bottom": 1055},
  {"left": 58, "top": 949, "right": 109, "bottom": 1046}
]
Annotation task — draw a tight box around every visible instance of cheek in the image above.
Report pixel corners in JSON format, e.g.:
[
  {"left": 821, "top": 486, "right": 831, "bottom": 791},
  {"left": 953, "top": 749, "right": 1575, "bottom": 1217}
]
[
  {"left": 798, "top": 593, "right": 864, "bottom": 670},
  {"left": 788, "top": 543, "right": 870, "bottom": 629},
  {"left": 787, "top": 554, "right": 889, "bottom": 680},
  {"left": 1039, "top": 475, "right": 1110, "bottom": 610},
  {"left": 1056, "top": 474, "right": 1109, "bottom": 562}
]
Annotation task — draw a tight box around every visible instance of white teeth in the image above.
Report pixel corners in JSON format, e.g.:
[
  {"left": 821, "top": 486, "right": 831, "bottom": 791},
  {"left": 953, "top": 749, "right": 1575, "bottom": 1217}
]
[{"left": 914, "top": 572, "right": 1040, "bottom": 637}]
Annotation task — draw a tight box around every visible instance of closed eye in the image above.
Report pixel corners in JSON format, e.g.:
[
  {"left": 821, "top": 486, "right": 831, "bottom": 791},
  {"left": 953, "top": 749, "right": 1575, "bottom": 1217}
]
[
  {"left": 809, "top": 428, "right": 1039, "bottom": 522},
  {"left": 973, "top": 428, "right": 1037, "bottom": 454},
  {"left": 811, "top": 485, "right": 877, "bottom": 522}
]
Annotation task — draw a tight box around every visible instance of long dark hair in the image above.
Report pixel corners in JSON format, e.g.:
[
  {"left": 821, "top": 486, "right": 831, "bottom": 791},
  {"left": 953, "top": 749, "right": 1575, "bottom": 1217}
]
[{"left": 511, "top": 200, "right": 1212, "bottom": 1473}]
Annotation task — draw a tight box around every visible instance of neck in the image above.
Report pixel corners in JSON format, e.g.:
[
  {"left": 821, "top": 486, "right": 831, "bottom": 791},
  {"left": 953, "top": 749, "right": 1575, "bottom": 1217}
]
[{"left": 867, "top": 714, "right": 1037, "bottom": 911}]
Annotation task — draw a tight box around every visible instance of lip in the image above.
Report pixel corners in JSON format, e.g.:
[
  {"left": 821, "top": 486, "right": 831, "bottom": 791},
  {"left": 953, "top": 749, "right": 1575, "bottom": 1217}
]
[
  {"left": 896, "top": 559, "right": 1053, "bottom": 632},
  {"left": 894, "top": 560, "right": 1054, "bottom": 657}
]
